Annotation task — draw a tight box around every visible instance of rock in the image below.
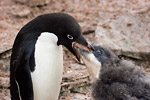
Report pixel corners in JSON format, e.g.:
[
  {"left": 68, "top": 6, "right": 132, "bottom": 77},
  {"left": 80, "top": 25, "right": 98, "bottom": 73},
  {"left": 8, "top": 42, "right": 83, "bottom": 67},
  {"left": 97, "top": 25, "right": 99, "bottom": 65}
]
[
  {"left": 14, "top": 0, "right": 51, "bottom": 7},
  {"left": 0, "top": 60, "right": 3, "bottom": 69},
  {"left": 11, "top": 6, "right": 31, "bottom": 18},
  {"left": 94, "top": 10, "right": 150, "bottom": 60}
]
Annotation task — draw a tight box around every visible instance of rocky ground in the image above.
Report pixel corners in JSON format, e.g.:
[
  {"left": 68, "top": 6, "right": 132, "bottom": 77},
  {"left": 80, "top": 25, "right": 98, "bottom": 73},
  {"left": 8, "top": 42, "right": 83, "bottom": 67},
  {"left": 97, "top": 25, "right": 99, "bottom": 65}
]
[{"left": 0, "top": 0, "right": 150, "bottom": 100}]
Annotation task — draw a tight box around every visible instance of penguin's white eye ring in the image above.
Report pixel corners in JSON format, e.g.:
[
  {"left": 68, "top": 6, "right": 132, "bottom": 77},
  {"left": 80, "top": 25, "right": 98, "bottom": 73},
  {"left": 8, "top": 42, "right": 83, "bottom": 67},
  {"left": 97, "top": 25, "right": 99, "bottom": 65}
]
[{"left": 67, "top": 34, "right": 74, "bottom": 40}]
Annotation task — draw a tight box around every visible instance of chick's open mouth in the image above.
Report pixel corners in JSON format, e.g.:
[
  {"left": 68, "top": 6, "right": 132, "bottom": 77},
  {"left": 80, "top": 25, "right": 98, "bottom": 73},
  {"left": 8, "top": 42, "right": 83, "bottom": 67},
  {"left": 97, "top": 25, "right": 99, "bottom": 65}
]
[{"left": 72, "top": 42, "right": 94, "bottom": 62}]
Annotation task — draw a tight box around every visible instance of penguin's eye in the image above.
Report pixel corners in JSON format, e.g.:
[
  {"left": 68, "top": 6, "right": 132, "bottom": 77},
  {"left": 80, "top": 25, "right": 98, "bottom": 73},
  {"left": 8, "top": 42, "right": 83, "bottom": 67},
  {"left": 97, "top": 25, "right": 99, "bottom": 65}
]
[{"left": 67, "top": 34, "right": 74, "bottom": 40}]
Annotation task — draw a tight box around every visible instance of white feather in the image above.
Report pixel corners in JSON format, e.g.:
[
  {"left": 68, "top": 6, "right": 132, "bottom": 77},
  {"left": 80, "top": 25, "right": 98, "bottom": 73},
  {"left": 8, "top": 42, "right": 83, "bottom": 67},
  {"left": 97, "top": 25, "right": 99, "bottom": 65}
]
[
  {"left": 31, "top": 32, "right": 63, "bottom": 100},
  {"left": 15, "top": 80, "right": 22, "bottom": 100},
  {"left": 80, "top": 53, "right": 101, "bottom": 82}
]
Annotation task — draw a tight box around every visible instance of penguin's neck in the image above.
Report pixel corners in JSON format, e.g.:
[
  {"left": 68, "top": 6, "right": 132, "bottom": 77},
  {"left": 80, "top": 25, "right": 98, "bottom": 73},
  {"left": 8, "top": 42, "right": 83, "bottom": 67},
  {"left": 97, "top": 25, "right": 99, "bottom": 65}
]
[{"left": 31, "top": 32, "right": 63, "bottom": 100}]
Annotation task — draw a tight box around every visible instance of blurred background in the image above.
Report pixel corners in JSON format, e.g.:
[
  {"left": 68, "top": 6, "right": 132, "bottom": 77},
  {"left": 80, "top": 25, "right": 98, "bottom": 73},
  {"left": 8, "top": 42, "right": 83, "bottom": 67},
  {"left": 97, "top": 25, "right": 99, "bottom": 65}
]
[{"left": 0, "top": 0, "right": 150, "bottom": 100}]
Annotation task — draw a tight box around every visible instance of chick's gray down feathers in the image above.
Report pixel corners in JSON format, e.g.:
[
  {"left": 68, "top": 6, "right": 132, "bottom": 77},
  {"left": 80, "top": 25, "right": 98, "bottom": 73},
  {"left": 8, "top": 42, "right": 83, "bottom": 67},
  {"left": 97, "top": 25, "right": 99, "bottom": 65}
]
[{"left": 91, "top": 46, "right": 150, "bottom": 100}]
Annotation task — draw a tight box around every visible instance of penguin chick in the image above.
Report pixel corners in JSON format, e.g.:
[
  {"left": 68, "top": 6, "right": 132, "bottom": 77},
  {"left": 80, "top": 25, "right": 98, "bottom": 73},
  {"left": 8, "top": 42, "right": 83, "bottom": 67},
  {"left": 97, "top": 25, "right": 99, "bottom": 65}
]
[{"left": 74, "top": 45, "right": 150, "bottom": 100}]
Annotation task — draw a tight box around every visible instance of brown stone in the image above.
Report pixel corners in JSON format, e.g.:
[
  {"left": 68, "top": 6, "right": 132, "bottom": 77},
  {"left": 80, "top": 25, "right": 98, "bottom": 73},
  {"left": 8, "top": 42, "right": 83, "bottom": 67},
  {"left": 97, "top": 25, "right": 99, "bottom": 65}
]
[
  {"left": 0, "top": 60, "right": 3, "bottom": 69},
  {"left": 94, "top": 10, "right": 150, "bottom": 60},
  {"left": 11, "top": 6, "right": 31, "bottom": 18},
  {"left": 15, "top": 0, "right": 51, "bottom": 7}
]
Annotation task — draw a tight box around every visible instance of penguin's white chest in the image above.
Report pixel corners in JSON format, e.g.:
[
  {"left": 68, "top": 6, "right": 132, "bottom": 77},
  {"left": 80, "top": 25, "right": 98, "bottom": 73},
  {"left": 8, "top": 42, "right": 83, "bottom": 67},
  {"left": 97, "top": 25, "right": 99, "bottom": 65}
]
[{"left": 31, "top": 32, "right": 63, "bottom": 100}]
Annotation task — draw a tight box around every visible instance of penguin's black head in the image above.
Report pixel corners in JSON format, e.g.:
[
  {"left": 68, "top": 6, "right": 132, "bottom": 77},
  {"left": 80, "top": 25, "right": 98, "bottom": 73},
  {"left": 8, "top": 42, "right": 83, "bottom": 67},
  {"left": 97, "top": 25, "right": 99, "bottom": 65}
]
[
  {"left": 48, "top": 13, "right": 93, "bottom": 61},
  {"left": 21, "top": 13, "right": 94, "bottom": 61}
]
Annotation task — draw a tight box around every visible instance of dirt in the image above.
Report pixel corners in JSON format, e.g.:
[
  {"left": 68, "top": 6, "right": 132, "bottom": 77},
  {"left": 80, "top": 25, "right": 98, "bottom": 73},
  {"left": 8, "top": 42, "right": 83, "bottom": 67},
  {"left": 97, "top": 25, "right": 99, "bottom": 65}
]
[{"left": 0, "top": 0, "right": 150, "bottom": 100}]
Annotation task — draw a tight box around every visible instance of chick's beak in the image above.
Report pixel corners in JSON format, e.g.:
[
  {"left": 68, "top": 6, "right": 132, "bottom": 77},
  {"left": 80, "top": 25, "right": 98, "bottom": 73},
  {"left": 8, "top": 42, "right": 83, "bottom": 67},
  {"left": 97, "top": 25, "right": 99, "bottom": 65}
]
[{"left": 72, "top": 42, "right": 94, "bottom": 62}]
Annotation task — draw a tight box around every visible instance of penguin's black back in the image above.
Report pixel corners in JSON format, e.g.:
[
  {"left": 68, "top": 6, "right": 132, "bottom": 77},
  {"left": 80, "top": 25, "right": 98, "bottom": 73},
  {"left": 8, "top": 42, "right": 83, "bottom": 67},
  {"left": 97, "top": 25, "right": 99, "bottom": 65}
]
[{"left": 18, "top": 13, "right": 81, "bottom": 38}]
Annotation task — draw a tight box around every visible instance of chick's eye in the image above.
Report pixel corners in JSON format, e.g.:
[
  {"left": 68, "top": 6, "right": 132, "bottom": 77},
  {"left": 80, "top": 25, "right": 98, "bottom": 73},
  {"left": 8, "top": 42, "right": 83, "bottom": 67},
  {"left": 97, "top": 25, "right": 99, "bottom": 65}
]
[
  {"left": 97, "top": 50, "right": 102, "bottom": 55},
  {"left": 67, "top": 34, "right": 74, "bottom": 40}
]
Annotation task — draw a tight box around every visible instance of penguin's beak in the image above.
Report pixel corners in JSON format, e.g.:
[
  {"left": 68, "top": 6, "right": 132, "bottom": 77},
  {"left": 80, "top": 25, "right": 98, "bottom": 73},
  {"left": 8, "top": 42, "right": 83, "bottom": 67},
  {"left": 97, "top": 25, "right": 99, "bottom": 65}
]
[
  {"left": 71, "top": 35, "right": 94, "bottom": 62},
  {"left": 62, "top": 35, "right": 94, "bottom": 62},
  {"left": 72, "top": 42, "right": 94, "bottom": 62}
]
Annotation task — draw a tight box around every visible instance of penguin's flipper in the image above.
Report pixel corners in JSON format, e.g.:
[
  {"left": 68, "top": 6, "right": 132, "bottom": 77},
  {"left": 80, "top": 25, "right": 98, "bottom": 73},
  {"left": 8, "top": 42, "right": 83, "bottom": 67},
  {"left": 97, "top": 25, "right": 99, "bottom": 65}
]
[
  {"left": 15, "top": 61, "right": 34, "bottom": 100},
  {"left": 10, "top": 39, "right": 36, "bottom": 100}
]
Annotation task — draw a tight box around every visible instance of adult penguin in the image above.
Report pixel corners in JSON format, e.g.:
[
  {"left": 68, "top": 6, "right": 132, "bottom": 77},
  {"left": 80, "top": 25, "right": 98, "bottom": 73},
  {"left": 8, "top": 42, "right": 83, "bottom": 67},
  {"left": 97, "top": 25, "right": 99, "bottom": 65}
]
[{"left": 10, "top": 13, "right": 93, "bottom": 100}]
